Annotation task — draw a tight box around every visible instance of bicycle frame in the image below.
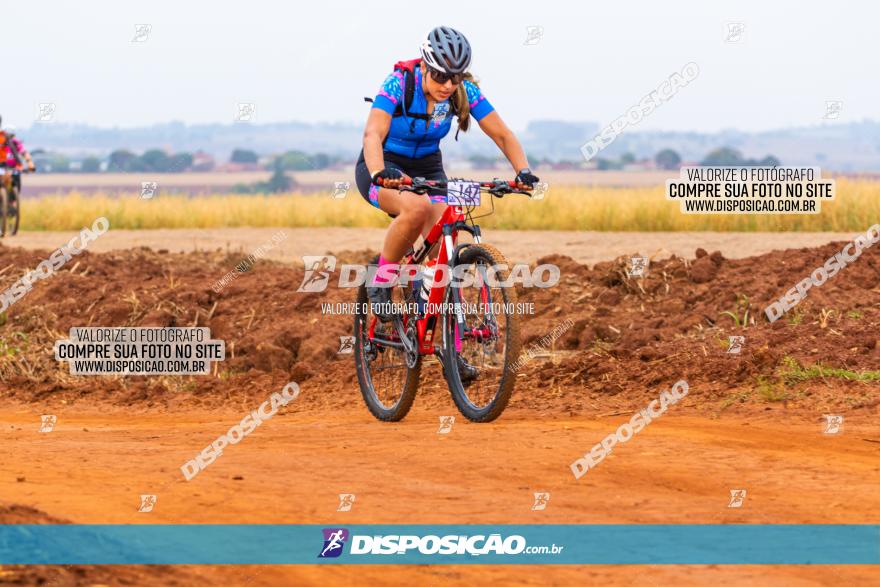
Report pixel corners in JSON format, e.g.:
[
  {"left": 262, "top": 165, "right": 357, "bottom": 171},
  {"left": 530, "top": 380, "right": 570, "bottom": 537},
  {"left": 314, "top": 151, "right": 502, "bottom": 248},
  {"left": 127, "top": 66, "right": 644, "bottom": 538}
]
[
  {"left": 365, "top": 176, "right": 531, "bottom": 359},
  {"left": 366, "top": 203, "right": 478, "bottom": 357}
]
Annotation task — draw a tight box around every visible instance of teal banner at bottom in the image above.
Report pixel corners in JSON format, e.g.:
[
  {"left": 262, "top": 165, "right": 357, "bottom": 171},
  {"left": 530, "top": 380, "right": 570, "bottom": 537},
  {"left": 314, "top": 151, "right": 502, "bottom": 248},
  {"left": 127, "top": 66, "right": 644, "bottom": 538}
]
[{"left": 0, "top": 524, "right": 877, "bottom": 564}]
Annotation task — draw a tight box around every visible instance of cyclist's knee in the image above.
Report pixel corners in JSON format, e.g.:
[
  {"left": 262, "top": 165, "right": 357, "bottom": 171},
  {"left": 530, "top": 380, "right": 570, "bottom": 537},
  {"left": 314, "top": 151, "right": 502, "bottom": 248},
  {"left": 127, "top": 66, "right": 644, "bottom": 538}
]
[{"left": 399, "top": 197, "right": 432, "bottom": 224}]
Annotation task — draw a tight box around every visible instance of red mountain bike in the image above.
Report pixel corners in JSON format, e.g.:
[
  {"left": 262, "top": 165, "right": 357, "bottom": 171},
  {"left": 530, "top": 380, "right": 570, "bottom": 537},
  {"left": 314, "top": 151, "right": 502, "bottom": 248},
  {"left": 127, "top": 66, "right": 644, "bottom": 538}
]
[{"left": 354, "top": 177, "right": 533, "bottom": 422}]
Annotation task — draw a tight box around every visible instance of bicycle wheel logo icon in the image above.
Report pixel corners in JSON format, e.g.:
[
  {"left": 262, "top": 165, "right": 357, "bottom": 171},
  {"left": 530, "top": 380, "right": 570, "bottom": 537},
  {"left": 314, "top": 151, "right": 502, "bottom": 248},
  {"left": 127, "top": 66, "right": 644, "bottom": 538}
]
[
  {"left": 318, "top": 528, "right": 350, "bottom": 558},
  {"left": 823, "top": 414, "right": 843, "bottom": 434},
  {"left": 524, "top": 26, "right": 544, "bottom": 45},
  {"left": 36, "top": 103, "right": 56, "bottom": 123},
  {"left": 531, "top": 492, "right": 550, "bottom": 511},
  {"left": 728, "top": 489, "right": 747, "bottom": 508},
  {"left": 627, "top": 256, "right": 649, "bottom": 278},
  {"left": 725, "top": 22, "right": 745, "bottom": 44},
  {"left": 39, "top": 415, "right": 57, "bottom": 433},
  {"left": 726, "top": 336, "right": 745, "bottom": 354},
  {"left": 297, "top": 256, "right": 336, "bottom": 292},
  {"left": 337, "top": 336, "right": 355, "bottom": 354},
  {"left": 141, "top": 182, "right": 158, "bottom": 199},
  {"left": 132, "top": 24, "right": 152, "bottom": 43},
  {"left": 337, "top": 494, "right": 356, "bottom": 512},
  {"left": 331, "top": 182, "right": 350, "bottom": 199},
  {"left": 138, "top": 494, "right": 157, "bottom": 512},
  {"left": 235, "top": 103, "right": 256, "bottom": 123},
  {"left": 438, "top": 416, "right": 455, "bottom": 434}
]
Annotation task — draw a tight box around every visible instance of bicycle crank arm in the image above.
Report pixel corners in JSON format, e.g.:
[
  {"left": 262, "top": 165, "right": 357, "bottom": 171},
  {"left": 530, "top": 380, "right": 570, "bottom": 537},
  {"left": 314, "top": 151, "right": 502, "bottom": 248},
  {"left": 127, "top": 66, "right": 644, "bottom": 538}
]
[{"left": 393, "top": 318, "right": 417, "bottom": 356}]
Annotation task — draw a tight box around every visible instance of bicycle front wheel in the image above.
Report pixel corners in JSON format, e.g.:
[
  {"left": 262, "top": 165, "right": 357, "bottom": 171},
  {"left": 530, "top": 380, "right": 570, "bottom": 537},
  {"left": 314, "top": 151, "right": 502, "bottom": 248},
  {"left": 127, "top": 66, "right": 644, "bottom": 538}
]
[
  {"left": 0, "top": 187, "right": 8, "bottom": 237},
  {"left": 442, "top": 243, "right": 522, "bottom": 422}
]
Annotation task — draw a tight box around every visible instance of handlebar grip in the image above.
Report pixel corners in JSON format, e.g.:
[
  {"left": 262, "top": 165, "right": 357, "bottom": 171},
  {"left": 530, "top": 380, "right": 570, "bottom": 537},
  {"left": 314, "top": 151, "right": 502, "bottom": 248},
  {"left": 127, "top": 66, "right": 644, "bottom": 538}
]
[
  {"left": 481, "top": 180, "right": 520, "bottom": 189},
  {"left": 374, "top": 176, "right": 412, "bottom": 187}
]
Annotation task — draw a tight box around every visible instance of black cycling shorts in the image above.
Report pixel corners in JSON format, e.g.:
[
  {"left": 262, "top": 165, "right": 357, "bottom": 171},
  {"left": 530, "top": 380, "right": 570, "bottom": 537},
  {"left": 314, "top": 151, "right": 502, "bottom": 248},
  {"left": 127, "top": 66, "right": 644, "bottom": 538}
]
[{"left": 355, "top": 149, "right": 448, "bottom": 213}]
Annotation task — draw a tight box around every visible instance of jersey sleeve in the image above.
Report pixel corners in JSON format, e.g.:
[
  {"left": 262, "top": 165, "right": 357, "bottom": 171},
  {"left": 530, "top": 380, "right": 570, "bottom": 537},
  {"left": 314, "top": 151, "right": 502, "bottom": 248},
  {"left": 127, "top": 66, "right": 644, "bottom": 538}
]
[
  {"left": 372, "top": 71, "right": 405, "bottom": 115},
  {"left": 463, "top": 79, "right": 494, "bottom": 121}
]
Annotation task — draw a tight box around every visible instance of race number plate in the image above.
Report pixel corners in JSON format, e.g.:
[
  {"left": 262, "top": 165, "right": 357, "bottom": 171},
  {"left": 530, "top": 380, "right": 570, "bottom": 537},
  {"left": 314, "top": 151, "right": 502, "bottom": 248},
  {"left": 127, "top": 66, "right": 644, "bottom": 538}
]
[{"left": 446, "top": 181, "right": 481, "bottom": 206}]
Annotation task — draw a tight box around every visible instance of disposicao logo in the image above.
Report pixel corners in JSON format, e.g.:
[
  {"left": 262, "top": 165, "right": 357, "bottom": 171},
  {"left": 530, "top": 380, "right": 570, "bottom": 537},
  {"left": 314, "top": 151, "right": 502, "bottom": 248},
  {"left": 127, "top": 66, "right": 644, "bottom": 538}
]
[{"left": 318, "top": 528, "right": 350, "bottom": 558}]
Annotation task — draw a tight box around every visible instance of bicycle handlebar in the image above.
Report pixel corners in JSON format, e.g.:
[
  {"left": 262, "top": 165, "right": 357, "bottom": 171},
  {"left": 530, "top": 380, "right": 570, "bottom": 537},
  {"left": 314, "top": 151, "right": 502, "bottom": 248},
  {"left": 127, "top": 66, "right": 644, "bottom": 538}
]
[{"left": 375, "top": 176, "right": 532, "bottom": 197}]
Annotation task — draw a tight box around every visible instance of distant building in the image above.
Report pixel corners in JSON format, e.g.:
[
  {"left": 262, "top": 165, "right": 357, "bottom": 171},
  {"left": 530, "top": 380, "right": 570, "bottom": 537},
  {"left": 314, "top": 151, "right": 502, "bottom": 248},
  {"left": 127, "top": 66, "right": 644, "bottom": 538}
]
[{"left": 191, "top": 150, "right": 216, "bottom": 171}]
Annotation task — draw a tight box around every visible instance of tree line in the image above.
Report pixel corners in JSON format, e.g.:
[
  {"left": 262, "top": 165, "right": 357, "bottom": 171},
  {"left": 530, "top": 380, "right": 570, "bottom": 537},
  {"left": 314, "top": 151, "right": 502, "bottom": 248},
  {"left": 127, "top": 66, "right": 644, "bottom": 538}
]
[{"left": 32, "top": 148, "right": 345, "bottom": 173}]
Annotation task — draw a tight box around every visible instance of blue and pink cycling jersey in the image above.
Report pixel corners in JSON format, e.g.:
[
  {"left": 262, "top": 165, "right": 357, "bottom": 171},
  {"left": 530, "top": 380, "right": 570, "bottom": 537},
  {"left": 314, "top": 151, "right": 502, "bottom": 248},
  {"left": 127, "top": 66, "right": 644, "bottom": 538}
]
[{"left": 371, "top": 65, "right": 494, "bottom": 158}]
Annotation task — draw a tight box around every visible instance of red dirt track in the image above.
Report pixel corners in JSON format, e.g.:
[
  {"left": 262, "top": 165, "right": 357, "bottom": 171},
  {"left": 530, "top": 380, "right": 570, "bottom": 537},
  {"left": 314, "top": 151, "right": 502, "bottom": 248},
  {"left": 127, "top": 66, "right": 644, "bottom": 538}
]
[{"left": 0, "top": 235, "right": 878, "bottom": 585}]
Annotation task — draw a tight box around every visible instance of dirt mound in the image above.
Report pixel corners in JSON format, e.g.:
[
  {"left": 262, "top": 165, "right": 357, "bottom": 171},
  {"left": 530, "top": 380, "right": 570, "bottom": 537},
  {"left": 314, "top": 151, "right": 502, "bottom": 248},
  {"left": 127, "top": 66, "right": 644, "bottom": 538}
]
[
  {"left": 518, "top": 242, "right": 879, "bottom": 413},
  {"left": 0, "top": 503, "right": 205, "bottom": 586},
  {"left": 0, "top": 503, "right": 68, "bottom": 524},
  {"left": 0, "top": 240, "right": 877, "bottom": 415}
]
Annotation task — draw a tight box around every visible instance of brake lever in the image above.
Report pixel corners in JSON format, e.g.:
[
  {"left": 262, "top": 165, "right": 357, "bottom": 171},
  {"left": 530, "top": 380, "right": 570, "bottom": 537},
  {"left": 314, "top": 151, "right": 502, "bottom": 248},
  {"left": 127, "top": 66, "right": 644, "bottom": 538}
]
[{"left": 407, "top": 176, "right": 431, "bottom": 195}]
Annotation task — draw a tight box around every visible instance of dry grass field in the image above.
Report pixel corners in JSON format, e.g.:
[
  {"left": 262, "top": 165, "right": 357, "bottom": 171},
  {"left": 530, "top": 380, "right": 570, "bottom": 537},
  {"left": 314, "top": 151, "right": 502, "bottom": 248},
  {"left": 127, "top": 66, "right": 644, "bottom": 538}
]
[{"left": 13, "top": 177, "right": 880, "bottom": 232}]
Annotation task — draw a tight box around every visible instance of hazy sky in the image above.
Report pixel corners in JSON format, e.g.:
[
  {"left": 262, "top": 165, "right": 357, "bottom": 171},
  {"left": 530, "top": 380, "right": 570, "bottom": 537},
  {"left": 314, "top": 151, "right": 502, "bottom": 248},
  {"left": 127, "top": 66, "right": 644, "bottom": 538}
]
[{"left": 7, "top": 1, "right": 878, "bottom": 132}]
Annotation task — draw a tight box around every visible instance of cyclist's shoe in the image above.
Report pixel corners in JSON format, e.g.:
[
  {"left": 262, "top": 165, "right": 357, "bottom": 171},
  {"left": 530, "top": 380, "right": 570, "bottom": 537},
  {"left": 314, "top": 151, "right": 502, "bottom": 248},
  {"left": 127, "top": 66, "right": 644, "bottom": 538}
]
[
  {"left": 456, "top": 354, "right": 480, "bottom": 386},
  {"left": 367, "top": 284, "right": 393, "bottom": 322}
]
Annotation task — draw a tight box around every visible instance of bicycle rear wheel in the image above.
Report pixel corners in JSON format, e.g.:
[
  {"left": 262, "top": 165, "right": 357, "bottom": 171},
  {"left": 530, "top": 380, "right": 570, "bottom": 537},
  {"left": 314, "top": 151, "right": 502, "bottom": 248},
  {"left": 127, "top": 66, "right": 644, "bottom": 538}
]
[
  {"left": 353, "top": 257, "right": 421, "bottom": 421},
  {"left": 442, "top": 243, "right": 522, "bottom": 422}
]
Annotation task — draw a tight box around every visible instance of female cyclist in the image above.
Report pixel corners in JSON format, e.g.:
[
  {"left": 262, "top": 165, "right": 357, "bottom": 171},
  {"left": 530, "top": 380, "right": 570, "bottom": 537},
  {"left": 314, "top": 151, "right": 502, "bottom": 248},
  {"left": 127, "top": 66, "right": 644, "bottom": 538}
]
[
  {"left": 356, "top": 26, "right": 539, "bottom": 383},
  {"left": 355, "top": 26, "right": 539, "bottom": 321}
]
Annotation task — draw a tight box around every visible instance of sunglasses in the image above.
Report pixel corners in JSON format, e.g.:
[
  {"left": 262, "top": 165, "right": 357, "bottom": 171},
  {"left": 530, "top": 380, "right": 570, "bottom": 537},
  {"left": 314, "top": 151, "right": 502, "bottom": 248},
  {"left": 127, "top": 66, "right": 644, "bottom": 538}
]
[{"left": 428, "top": 67, "right": 463, "bottom": 85}]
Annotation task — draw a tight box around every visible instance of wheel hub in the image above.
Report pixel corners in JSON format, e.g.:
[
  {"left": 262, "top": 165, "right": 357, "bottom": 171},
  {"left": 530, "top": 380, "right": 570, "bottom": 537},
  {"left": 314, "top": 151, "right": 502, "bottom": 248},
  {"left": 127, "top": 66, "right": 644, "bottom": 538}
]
[{"left": 404, "top": 322, "right": 419, "bottom": 369}]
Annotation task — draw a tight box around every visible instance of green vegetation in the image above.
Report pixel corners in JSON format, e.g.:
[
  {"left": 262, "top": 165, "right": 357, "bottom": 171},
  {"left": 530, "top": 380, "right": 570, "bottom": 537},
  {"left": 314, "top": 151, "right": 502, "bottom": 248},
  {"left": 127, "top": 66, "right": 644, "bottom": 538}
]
[
  {"left": 81, "top": 156, "right": 102, "bottom": 172},
  {"left": 0, "top": 332, "right": 29, "bottom": 358},
  {"left": 787, "top": 308, "right": 805, "bottom": 325},
  {"left": 654, "top": 148, "right": 681, "bottom": 170},
  {"left": 719, "top": 389, "right": 752, "bottom": 410},
  {"left": 719, "top": 294, "right": 751, "bottom": 328},
  {"left": 272, "top": 150, "right": 341, "bottom": 171},
  {"left": 232, "top": 162, "right": 296, "bottom": 194},
  {"left": 756, "top": 375, "right": 788, "bottom": 402},
  {"left": 230, "top": 149, "right": 259, "bottom": 164},
  {"left": 701, "top": 147, "right": 780, "bottom": 167},
  {"left": 778, "top": 356, "right": 880, "bottom": 383},
  {"left": 750, "top": 355, "right": 879, "bottom": 404}
]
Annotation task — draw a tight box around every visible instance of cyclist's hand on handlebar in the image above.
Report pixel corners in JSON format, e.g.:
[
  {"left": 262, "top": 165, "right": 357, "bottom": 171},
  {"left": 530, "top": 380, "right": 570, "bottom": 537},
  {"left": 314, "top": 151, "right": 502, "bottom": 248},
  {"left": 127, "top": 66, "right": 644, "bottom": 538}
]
[
  {"left": 514, "top": 168, "right": 540, "bottom": 190},
  {"left": 371, "top": 168, "right": 410, "bottom": 190},
  {"left": 28, "top": 164, "right": 35, "bottom": 173}
]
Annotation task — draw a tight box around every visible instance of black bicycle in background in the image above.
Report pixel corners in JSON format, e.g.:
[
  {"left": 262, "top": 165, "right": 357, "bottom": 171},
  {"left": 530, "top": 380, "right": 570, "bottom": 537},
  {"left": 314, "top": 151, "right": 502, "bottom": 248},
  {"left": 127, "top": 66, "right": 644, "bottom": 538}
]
[{"left": 0, "top": 165, "right": 29, "bottom": 237}]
